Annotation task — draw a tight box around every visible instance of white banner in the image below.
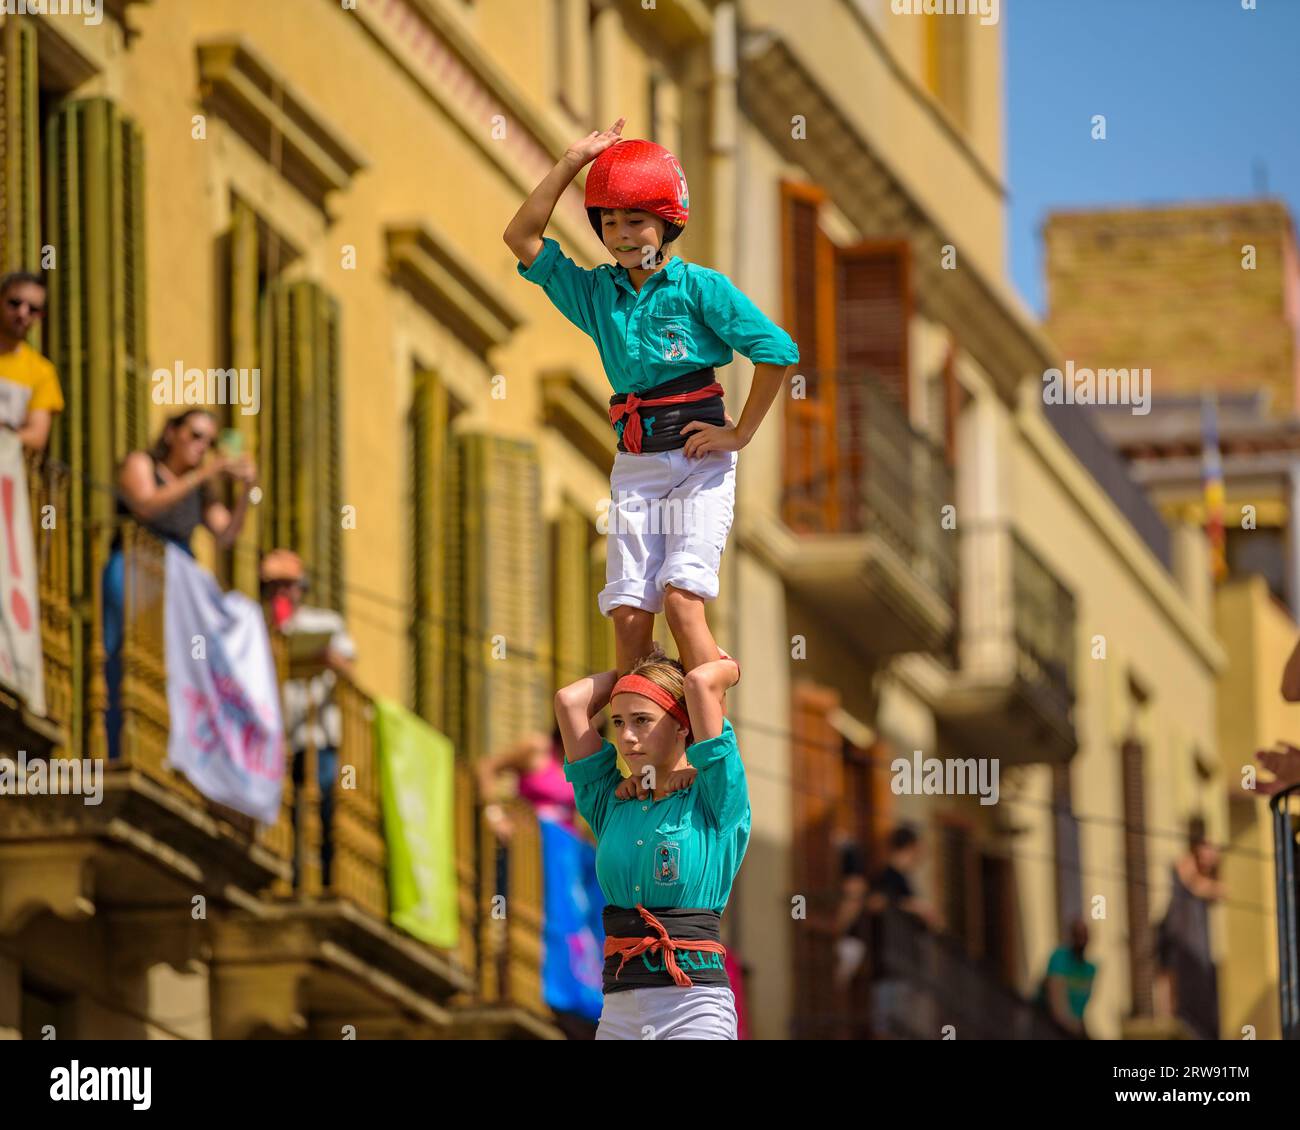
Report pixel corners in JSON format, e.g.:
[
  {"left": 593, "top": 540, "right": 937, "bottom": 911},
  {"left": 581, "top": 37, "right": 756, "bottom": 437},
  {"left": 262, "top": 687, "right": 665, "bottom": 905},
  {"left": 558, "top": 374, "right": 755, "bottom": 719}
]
[
  {"left": 0, "top": 430, "right": 45, "bottom": 716},
  {"left": 164, "top": 543, "right": 284, "bottom": 823}
]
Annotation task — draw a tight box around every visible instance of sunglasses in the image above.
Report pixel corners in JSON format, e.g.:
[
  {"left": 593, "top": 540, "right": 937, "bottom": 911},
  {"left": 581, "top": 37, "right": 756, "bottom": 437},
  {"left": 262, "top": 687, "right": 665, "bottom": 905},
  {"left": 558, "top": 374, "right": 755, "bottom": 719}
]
[
  {"left": 5, "top": 296, "right": 45, "bottom": 316},
  {"left": 184, "top": 425, "right": 216, "bottom": 445}
]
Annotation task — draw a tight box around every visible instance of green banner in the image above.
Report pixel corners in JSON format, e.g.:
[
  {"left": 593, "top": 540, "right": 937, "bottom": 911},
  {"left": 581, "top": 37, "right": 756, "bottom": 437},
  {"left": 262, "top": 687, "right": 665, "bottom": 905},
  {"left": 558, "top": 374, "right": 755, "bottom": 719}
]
[{"left": 374, "top": 698, "right": 459, "bottom": 948}]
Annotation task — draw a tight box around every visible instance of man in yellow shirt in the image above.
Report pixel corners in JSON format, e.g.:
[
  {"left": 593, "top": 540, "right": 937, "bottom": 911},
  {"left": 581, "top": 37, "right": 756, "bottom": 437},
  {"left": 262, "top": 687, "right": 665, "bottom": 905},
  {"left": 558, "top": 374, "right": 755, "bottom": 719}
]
[{"left": 0, "top": 272, "right": 63, "bottom": 452}]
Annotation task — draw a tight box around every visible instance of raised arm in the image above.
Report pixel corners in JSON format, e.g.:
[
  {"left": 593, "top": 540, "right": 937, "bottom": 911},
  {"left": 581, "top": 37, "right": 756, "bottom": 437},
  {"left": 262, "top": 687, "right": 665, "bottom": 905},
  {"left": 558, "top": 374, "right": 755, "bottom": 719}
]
[
  {"left": 503, "top": 117, "right": 626, "bottom": 268},
  {"left": 682, "top": 657, "right": 740, "bottom": 744},
  {"left": 554, "top": 668, "right": 619, "bottom": 762}
]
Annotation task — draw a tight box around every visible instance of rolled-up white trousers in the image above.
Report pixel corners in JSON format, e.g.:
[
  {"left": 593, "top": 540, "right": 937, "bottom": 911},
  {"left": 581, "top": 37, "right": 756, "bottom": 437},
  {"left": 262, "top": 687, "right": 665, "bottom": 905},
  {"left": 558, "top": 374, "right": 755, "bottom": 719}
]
[
  {"left": 594, "top": 985, "right": 738, "bottom": 1040},
  {"left": 598, "top": 448, "right": 737, "bottom": 616}
]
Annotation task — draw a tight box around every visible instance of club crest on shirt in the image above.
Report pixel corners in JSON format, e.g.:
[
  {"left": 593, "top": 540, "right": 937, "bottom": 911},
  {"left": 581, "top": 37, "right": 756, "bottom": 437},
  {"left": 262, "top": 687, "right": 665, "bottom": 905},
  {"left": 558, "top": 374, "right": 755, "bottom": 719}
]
[
  {"left": 663, "top": 326, "right": 687, "bottom": 362},
  {"left": 654, "top": 840, "right": 681, "bottom": 885}
]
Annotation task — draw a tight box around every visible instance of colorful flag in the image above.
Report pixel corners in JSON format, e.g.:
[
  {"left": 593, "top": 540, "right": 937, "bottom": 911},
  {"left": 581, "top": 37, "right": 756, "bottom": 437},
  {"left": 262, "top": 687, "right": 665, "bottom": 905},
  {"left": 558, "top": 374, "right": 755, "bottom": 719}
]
[
  {"left": 1200, "top": 392, "right": 1227, "bottom": 583},
  {"left": 373, "top": 698, "right": 459, "bottom": 948},
  {"left": 539, "top": 816, "right": 605, "bottom": 1021},
  {"left": 0, "top": 431, "right": 44, "bottom": 716},
  {"left": 164, "top": 544, "right": 283, "bottom": 822}
]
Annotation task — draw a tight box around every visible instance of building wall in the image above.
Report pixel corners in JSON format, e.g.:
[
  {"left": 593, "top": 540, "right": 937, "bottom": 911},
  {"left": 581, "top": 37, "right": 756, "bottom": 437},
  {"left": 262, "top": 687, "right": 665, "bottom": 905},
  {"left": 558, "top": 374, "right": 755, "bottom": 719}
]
[{"left": 1045, "top": 202, "right": 1300, "bottom": 415}]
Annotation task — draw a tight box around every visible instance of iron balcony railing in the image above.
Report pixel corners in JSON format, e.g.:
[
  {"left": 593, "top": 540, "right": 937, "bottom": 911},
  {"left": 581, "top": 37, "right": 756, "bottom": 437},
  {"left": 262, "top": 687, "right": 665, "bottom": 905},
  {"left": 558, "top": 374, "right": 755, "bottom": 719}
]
[
  {"left": 783, "top": 369, "right": 958, "bottom": 609},
  {"left": 960, "top": 523, "right": 1078, "bottom": 719},
  {"left": 874, "top": 906, "right": 1070, "bottom": 1040},
  {"left": 1271, "top": 782, "right": 1300, "bottom": 1040}
]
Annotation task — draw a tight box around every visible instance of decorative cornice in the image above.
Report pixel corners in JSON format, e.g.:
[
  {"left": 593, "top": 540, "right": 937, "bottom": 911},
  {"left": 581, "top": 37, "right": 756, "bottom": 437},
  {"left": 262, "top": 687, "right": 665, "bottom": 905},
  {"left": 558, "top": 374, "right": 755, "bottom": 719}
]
[
  {"left": 343, "top": 0, "right": 601, "bottom": 257},
  {"left": 197, "top": 39, "right": 367, "bottom": 211},
  {"left": 540, "top": 369, "right": 615, "bottom": 475},
  {"left": 385, "top": 221, "right": 523, "bottom": 355}
]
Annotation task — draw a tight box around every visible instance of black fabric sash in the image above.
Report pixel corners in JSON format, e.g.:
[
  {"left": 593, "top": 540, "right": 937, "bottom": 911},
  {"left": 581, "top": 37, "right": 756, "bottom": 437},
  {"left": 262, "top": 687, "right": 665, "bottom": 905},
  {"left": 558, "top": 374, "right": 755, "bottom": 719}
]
[
  {"left": 609, "top": 368, "right": 725, "bottom": 454},
  {"left": 601, "top": 905, "right": 729, "bottom": 993}
]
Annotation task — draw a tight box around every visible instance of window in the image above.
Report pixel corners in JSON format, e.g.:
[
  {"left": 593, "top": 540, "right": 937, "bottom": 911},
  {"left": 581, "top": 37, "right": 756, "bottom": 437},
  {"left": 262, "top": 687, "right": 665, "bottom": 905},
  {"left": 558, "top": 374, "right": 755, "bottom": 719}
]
[
  {"left": 552, "top": 0, "right": 593, "bottom": 126},
  {"left": 1226, "top": 526, "right": 1286, "bottom": 607}
]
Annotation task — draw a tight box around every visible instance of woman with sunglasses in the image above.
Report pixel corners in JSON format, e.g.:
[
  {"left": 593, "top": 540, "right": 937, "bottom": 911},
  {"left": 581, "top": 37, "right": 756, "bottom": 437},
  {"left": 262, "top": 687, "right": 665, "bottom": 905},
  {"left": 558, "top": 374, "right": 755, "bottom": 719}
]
[{"left": 103, "top": 408, "right": 258, "bottom": 758}]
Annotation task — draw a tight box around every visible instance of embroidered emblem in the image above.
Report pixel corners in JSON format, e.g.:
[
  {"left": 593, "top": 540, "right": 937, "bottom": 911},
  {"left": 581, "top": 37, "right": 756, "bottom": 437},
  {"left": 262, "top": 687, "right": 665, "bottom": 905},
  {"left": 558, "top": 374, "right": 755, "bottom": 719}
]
[
  {"left": 654, "top": 840, "right": 681, "bottom": 885},
  {"left": 663, "top": 327, "right": 687, "bottom": 362}
]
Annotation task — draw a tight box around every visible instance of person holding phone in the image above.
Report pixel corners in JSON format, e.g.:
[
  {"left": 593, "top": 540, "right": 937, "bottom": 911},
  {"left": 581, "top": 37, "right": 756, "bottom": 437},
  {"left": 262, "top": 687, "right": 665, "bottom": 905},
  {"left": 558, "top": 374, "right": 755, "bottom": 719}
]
[{"left": 103, "top": 408, "right": 258, "bottom": 758}]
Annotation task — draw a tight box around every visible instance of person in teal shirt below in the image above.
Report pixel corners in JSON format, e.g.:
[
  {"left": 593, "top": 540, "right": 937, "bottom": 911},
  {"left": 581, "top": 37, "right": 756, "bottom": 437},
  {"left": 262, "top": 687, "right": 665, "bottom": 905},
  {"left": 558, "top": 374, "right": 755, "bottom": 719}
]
[
  {"left": 1037, "top": 918, "right": 1097, "bottom": 1038},
  {"left": 506, "top": 117, "right": 799, "bottom": 690},
  {"left": 554, "top": 645, "right": 748, "bottom": 1040}
]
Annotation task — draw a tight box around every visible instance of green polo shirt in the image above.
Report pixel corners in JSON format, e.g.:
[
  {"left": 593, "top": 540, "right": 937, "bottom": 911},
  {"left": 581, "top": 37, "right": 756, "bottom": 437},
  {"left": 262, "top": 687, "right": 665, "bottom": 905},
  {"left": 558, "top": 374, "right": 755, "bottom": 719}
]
[
  {"left": 564, "top": 717, "right": 750, "bottom": 912},
  {"left": 516, "top": 237, "right": 799, "bottom": 395}
]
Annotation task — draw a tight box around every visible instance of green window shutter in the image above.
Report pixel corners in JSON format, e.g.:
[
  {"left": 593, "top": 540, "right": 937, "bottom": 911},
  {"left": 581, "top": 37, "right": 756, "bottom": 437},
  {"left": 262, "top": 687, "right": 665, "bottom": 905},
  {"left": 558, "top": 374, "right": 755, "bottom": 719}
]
[
  {"left": 588, "top": 534, "right": 614, "bottom": 675},
  {"left": 551, "top": 500, "right": 590, "bottom": 691},
  {"left": 411, "top": 368, "right": 451, "bottom": 726},
  {"left": 460, "top": 433, "right": 545, "bottom": 763},
  {"left": 43, "top": 98, "right": 147, "bottom": 759},
  {"left": 0, "top": 17, "right": 40, "bottom": 276},
  {"left": 228, "top": 197, "right": 259, "bottom": 595},
  {"left": 260, "top": 279, "right": 343, "bottom": 611}
]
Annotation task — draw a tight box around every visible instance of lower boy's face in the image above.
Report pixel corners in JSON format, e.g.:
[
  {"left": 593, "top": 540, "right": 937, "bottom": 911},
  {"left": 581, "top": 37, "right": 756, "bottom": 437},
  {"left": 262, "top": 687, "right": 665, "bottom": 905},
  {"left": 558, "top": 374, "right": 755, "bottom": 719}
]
[{"left": 601, "top": 209, "right": 666, "bottom": 268}]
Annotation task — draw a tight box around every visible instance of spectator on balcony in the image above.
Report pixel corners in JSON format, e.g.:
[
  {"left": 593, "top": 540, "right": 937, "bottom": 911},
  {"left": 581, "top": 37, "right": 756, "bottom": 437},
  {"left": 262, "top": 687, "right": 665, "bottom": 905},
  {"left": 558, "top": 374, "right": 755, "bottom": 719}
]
[
  {"left": 1154, "top": 816, "right": 1225, "bottom": 1040},
  {"left": 103, "top": 409, "right": 257, "bottom": 759},
  {"left": 0, "top": 272, "right": 62, "bottom": 453},
  {"left": 260, "top": 548, "right": 356, "bottom": 891},
  {"left": 478, "top": 725, "right": 581, "bottom": 844},
  {"left": 1036, "top": 918, "right": 1096, "bottom": 1038}
]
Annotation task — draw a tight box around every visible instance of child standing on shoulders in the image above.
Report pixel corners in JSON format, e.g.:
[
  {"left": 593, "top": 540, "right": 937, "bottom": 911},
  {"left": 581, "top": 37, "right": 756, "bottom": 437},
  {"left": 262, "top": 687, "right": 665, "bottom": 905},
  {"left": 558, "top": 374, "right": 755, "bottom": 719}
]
[{"left": 504, "top": 118, "right": 799, "bottom": 676}]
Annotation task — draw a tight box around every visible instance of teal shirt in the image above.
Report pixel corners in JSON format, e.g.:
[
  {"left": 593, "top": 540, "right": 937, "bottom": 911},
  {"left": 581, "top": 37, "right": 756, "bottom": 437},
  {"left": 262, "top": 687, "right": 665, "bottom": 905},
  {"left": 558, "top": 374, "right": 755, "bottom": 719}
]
[
  {"left": 516, "top": 237, "right": 799, "bottom": 395},
  {"left": 1040, "top": 947, "right": 1097, "bottom": 1021},
  {"left": 564, "top": 717, "right": 750, "bottom": 912}
]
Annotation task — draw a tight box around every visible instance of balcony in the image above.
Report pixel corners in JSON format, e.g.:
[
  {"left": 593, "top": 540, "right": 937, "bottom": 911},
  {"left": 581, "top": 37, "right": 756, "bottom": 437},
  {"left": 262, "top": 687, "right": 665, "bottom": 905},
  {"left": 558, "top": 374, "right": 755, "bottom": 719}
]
[
  {"left": 745, "top": 370, "right": 956, "bottom": 660},
  {"left": 2, "top": 483, "right": 558, "bottom": 1038},
  {"left": 937, "top": 526, "right": 1078, "bottom": 765},
  {"left": 873, "top": 908, "right": 1070, "bottom": 1040}
]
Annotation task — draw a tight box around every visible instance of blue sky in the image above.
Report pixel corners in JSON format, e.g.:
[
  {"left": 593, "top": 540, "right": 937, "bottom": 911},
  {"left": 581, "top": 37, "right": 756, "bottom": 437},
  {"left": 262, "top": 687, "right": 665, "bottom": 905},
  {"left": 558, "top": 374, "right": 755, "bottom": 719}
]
[{"left": 1006, "top": 0, "right": 1300, "bottom": 316}]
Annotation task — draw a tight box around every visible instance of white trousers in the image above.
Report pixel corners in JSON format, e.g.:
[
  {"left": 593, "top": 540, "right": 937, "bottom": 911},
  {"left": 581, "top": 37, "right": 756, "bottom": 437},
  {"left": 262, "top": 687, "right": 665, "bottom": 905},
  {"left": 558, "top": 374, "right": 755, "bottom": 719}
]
[
  {"left": 594, "top": 985, "right": 739, "bottom": 1040},
  {"left": 598, "top": 448, "right": 737, "bottom": 616}
]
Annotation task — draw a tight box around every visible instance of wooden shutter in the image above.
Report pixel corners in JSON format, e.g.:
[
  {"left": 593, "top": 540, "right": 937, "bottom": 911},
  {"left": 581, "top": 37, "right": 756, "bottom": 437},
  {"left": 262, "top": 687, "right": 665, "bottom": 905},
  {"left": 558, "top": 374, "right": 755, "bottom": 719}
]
[
  {"left": 228, "top": 198, "right": 260, "bottom": 594},
  {"left": 1053, "top": 762, "right": 1083, "bottom": 940},
  {"left": 780, "top": 183, "right": 837, "bottom": 533},
  {"left": 551, "top": 499, "right": 590, "bottom": 691},
  {"left": 260, "top": 279, "right": 344, "bottom": 611},
  {"left": 588, "top": 535, "right": 614, "bottom": 676},
  {"left": 939, "top": 818, "right": 980, "bottom": 959},
  {"left": 411, "top": 368, "right": 452, "bottom": 728},
  {"left": 1121, "top": 737, "right": 1154, "bottom": 1016},
  {"left": 835, "top": 242, "right": 911, "bottom": 412},
  {"left": 45, "top": 99, "right": 147, "bottom": 759},
  {"left": 790, "top": 680, "right": 842, "bottom": 1039},
  {"left": 0, "top": 17, "right": 39, "bottom": 275},
  {"left": 459, "top": 433, "right": 546, "bottom": 764}
]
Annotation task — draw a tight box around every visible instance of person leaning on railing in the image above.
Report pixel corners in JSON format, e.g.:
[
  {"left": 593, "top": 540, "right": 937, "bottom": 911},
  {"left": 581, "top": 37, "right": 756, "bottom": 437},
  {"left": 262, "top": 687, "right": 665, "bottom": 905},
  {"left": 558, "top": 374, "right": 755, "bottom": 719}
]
[
  {"left": 260, "top": 548, "right": 356, "bottom": 891},
  {"left": 0, "top": 271, "right": 63, "bottom": 454},
  {"left": 103, "top": 408, "right": 258, "bottom": 759}
]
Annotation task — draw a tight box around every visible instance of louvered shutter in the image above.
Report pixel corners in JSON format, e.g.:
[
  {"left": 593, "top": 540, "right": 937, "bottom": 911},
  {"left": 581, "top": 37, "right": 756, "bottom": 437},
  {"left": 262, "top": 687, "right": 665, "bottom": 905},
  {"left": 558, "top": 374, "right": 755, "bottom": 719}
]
[
  {"left": 835, "top": 243, "right": 910, "bottom": 411},
  {"left": 228, "top": 198, "right": 259, "bottom": 594},
  {"left": 588, "top": 534, "right": 614, "bottom": 676},
  {"left": 411, "top": 369, "right": 451, "bottom": 728},
  {"left": 0, "top": 18, "right": 39, "bottom": 277},
  {"left": 1122, "top": 737, "right": 1154, "bottom": 1016},
  {"left": 459, "top": 433, "right": 546, "bottom": 764},
  {"left": 551, "top": 500, "right": 590, "bottom": 690},
  {"left": 781, "top": 188, "right": 838, "bottom": 533},
  {"left": 45, "top": 99, "right": 147, "bottom": 759}
]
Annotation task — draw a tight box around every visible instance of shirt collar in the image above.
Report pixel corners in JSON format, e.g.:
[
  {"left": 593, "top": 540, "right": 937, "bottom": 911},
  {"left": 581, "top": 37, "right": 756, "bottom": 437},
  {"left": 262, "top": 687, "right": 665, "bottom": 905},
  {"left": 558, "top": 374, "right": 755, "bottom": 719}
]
[{"left": 613, "top": 252, "right": 684, "bottom": 297}]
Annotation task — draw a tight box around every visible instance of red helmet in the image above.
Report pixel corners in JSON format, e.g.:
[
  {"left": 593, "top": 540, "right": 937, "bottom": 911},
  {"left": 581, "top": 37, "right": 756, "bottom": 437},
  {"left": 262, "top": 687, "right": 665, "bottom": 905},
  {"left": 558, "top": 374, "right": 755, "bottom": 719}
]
[{"left": 584, "top": 139, "right": 689, "bottom": 246}]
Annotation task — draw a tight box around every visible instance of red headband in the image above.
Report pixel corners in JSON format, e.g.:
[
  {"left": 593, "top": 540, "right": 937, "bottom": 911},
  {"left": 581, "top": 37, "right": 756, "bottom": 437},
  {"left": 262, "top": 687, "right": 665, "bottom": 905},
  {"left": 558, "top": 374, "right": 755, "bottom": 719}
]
[{"left": 610, "top": 674, "right": 691, "bottom": 733}]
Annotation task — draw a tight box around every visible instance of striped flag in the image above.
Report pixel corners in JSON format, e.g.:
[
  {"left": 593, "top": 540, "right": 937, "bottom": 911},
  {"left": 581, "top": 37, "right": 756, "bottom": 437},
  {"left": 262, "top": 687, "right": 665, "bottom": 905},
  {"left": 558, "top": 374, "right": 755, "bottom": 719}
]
[{"left": 1201, "top": 392, "right": 1227, "bottom": 583}]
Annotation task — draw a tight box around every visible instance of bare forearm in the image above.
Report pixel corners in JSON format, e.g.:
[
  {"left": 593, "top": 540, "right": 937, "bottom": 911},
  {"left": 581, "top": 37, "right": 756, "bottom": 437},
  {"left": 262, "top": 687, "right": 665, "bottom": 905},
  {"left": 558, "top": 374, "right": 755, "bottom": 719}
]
[
  {"left": 503, "top": 155, "right": 584, "bottom": 254},
  {"left": 215, "top": 487, "right": 252, "bottom": 549},
  {"left": 734, "top": 364, "right": 787, "bottom": 445},
  {"left": 1282, "top": 634, "right": 1300, "bottom": 700},
  {"left": 126, "top": 468, "right": 208, "bottom": 520}
]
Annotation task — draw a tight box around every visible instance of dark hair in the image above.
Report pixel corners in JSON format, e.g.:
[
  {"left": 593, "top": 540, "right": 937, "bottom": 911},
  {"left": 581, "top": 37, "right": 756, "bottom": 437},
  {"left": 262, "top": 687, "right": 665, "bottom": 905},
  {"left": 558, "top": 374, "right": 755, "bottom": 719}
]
[
  {"left": 0, "top": 271, "right": 45, "bottom": 297},
  {"left": 150, "top": 408, "right": 217, "bottom": 462},
  {"left": 888, "top": 824, "right": 920, "bottom": 853}
]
